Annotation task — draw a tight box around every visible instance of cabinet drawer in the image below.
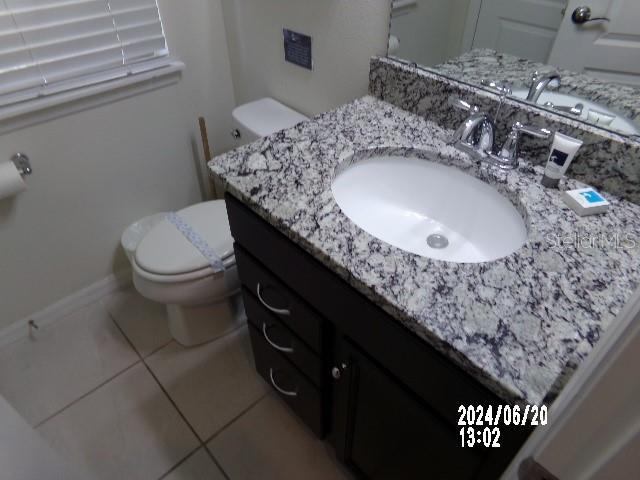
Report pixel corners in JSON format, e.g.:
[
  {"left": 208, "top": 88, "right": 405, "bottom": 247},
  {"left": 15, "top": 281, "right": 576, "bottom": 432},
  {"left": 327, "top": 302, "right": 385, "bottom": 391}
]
[
  {"left": 235, "top": 246, "right": 323, "bottom": 353},
  {"left": 248, "top": 324, "right": 324, "bottom": 437},
  {"left": 243, "top": 287, "right": 323, "bottom": 386}
]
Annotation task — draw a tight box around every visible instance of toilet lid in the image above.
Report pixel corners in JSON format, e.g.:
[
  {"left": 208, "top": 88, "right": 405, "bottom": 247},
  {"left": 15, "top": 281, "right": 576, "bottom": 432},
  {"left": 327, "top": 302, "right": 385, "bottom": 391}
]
[
  {"left": 135, "top": 200, "right": 234, "bottom": 276},
  {"left": 232, "top": 98, "right": 308, "bottom": 137}
]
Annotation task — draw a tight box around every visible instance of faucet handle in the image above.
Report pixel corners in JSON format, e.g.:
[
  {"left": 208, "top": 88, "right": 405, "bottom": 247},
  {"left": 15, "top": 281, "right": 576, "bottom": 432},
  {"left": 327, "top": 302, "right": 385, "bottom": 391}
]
[
  {"left": 481, "top": 79, "right": 512, "bottom": 95},
  {"left": 490, "top": 122, "right": 553, "bottom": 169},
  {"left": 448, "top": 97, "right": 479, "bottom": 114},
  {"left": 512, "top": 122, "right": 552, "bottom": 140}
]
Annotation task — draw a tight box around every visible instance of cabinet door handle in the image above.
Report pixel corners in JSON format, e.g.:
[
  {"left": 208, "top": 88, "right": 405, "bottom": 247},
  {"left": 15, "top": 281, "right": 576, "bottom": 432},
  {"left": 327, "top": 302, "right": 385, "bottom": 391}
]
[
  {"left": 269, "top": 368, "right": 298, "bottom": 397},
  {"left": 262, "top": 323, "right": 294, "bottom": 353},
  {"left": 256, "top": 283, "right": 291, "bottom": 316},
  {"left": 332, "top": 362, "right": 349, "bottom": 380}
]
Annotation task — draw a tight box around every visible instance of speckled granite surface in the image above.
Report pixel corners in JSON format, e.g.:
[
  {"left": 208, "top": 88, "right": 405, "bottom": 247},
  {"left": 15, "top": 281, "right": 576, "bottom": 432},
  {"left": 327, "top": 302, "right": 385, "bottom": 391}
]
[
  {"left": 210, "top": 95, "right": 640, "bottom": 404},
  {"left": 432, "top": 49, "right": 640, "bottom": 132},
  {"left": 371, "top": 56, "right": 640, "bottom": 205}
]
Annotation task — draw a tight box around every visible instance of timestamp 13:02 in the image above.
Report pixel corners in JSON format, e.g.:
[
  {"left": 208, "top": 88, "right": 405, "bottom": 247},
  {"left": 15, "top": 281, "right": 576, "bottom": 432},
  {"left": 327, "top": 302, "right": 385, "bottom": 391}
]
[{"left": 459, "top": 426, "right": 501, "bottom": 448}]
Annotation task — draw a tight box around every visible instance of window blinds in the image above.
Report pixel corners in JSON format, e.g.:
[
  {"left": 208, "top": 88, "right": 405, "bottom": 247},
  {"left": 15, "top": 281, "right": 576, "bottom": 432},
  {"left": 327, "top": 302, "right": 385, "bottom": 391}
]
[{"left": 0, "top": 0, "right": 170, "bottom": 107}]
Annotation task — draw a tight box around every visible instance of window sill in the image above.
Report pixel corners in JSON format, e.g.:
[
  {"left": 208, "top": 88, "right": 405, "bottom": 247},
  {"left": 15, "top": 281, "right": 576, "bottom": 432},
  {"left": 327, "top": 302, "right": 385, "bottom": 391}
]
[{"left": 0, "top": 60, "right": 185, "bottom": 136}]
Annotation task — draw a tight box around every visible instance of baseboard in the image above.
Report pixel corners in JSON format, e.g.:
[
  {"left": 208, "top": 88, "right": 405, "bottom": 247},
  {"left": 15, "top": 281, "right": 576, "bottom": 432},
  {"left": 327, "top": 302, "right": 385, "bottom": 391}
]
[{"left": 0, "top": 270, "right": 132, "bottom": 349}]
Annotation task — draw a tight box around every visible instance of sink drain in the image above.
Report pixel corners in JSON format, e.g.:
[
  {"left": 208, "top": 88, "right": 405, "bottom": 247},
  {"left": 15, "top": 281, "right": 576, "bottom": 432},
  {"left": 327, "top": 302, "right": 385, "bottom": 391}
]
[{"left": 427, "top": 234, "right": 449, "bottom": 249}]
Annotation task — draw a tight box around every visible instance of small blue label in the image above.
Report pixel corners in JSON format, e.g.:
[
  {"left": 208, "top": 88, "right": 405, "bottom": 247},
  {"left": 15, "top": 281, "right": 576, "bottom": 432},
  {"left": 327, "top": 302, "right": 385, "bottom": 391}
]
[{"left": 579, "top": 190, "right": 605, "bottom": 204}]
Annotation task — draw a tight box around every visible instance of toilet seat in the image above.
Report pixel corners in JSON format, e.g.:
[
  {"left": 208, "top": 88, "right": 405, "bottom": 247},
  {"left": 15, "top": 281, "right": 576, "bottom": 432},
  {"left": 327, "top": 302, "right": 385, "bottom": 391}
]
[
  {"left": 135, "top": 200, "right": 234, "bottom": 279},
  {"left": 131, "top": 199, "right": 240, "bottom": 310},
  {"left": 132, "top": 254, "right": 235, "bottom": 284}
]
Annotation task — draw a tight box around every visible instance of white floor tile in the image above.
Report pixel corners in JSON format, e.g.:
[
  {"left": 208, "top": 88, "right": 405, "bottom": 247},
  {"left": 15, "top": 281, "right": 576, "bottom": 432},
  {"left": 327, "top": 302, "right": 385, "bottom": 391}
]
[
  {"left": 0, "top": 301, "right": 139, "bottom": 426},
  {"left": 37, "top": 363, "right": 199, "bottom": 480},
  {"left": 146, "top": 326, "right": 267, "bottom": 440},
  {"left": 208, "top": 394, "right": 352, "bottom": 480},
  {"left": 102, "top": 289, "right": 172, "bottom": 357},
  {"left": 163, "top": 448, "right": 226, "bottom": 480}
]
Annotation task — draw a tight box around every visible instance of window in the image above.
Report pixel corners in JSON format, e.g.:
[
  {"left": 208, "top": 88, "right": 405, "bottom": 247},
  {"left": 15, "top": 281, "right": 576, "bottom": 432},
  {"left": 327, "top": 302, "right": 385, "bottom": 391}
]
[{"left": 0, "top": 0, "right": 180, "bottom": 118}]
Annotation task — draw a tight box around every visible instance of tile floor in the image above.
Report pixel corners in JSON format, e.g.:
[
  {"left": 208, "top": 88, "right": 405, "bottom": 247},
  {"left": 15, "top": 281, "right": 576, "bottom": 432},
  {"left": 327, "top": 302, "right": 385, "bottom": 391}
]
[{"left": 0, "top": 288, "right": 351, "bottom": 480}]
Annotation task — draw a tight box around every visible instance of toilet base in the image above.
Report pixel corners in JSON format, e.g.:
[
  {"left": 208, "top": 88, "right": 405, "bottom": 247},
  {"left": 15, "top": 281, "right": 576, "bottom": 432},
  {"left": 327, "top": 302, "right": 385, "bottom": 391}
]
[{"left": 166, "top": 293, "right": 246, "bottom": 347}]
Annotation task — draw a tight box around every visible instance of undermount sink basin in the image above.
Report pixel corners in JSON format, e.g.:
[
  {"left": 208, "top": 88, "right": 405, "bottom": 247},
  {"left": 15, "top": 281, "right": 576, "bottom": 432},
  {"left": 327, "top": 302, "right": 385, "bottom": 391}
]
[
  {"left": 512, "top": 88, "right": 640, "bottom": 136},
  {"left": 331, "top": 153, "right": 527, "bottom": 263}
]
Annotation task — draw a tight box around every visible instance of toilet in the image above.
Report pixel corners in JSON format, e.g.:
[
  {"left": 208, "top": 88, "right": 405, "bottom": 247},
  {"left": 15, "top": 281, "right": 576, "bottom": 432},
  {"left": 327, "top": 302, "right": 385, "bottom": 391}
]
[{"left": 124, "top": 98, "right": 307, "bottom": 347}]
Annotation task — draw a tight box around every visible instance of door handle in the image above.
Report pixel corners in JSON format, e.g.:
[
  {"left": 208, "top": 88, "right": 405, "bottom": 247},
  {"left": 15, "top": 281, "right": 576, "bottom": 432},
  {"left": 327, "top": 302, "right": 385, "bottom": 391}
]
[{"left": 571, "top": 6, "right": 610, "bottom": 24}]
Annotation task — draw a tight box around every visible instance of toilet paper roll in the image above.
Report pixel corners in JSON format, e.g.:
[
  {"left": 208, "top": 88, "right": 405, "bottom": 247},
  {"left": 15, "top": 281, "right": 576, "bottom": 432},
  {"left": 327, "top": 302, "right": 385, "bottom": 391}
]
[{"left": 0, "top": 161, "right": 26, "bottom": 200}]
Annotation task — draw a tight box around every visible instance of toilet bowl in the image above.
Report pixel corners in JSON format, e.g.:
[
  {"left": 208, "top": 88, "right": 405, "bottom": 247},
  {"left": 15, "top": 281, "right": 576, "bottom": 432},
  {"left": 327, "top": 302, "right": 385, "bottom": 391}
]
[
  {"left": 132, "top": 200, "right": 243, "bottom": 347},
  {"left": 124, "top": 98, "right": 307, "bottom": 346}
]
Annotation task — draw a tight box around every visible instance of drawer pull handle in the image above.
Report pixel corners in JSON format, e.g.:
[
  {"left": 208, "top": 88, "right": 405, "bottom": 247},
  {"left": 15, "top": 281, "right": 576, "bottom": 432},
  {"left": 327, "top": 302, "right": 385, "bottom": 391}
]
[
  {"left": 256, "top": 283, "right": 291, "bottom": 316},
  {"left": 263, "top": 323, "right": 294, "bottom": 353},
  {"left": 269, "top": 368, "right": 298, "bottom": 397}
]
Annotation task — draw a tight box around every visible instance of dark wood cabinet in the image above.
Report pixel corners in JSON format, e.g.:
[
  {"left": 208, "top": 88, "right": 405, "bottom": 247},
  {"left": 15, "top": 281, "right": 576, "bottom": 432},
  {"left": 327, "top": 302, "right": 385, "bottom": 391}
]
[
  {"left": 225, "top": 193, "right": 531, "bottom": 479},
  {"left": 248, "top": 323, "right": 325, "bottom": 436},
  {"left": 333, "top": 338, "right": 485, "bottom": 479}
]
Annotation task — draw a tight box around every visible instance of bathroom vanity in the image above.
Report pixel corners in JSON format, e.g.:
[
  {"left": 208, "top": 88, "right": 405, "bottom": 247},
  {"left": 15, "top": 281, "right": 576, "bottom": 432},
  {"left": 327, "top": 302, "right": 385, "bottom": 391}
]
[
  {"left": 211, "top": 68, "right": 640, "bottom": 478},
  {"left": 226, "top": 193, "right": 530, "bottom": 478}
]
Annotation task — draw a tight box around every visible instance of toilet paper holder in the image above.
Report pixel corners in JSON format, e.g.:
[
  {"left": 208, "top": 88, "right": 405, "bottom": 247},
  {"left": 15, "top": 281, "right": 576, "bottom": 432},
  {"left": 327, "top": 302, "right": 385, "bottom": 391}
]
[{"left": 11, "top": 153, "right": 32, "bottom": 176}]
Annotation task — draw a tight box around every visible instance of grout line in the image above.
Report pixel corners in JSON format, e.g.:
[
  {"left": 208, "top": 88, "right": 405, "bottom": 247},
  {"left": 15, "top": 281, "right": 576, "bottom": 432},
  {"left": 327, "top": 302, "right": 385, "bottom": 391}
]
[
  {"left": 142, "top": 338, "right": 174, "bottom": 359},
  {"left": 110, "top": 318, "right": 234, "bottom": 479},
  {"left": 201, "top": 392, "right": 270, "bottom": 480},
  {"left": 143, "top": 320, "right": 249, "bottom": 361},
  {"left": 110, "top": 312, "right": 256, "bottom": 480},
  {"left": 140, "top": 358, "right": 205, "bottom": 442},
  {"left": 108, "top": 315, "right": 144, "bottom": 363},
  {"left": 203, "top": 391, "right": 269, "bottom": 445},
  {"left": 204, "top": 446, "right": 231, "bottom": 480},
  {"left": 103, "top": 300, "right": 172, "bottom": 360},
  {"left": 156, "top": 445, "right": 202, "bottom": 480},
  {"left": 33, "top": 360, "right": 141, "bottom": 429},
  {"left": 138, "top": 351, "right": 235, "bottom": 479},
  {"left": 110, "top": 318, "right": 204, "bottom": 437}
]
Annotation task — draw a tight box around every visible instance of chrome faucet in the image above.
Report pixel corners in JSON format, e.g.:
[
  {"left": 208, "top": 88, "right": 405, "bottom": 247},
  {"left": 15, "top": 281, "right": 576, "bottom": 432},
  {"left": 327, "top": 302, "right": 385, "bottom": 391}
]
[
  {"left": 449, "top": 97, "right": 552, "bottom": 170},
  {"left": 527, "top": 71, "right": 560, "bottom": 103},
  {"left": 448, "top": 98, "right": 495, "bottom": 156},
  {"left": 487, "top": 122, "right": 552, "bottom": 169}
]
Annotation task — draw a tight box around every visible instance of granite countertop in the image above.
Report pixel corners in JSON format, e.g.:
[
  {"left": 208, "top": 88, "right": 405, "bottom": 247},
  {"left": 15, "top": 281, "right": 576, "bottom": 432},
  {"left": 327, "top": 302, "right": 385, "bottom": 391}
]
[
  {"left": 430, "top": 49, "right": 640, "bottom": 131},
  {"left": 209, "top": 95, "right": 640, "bottom": 404}
]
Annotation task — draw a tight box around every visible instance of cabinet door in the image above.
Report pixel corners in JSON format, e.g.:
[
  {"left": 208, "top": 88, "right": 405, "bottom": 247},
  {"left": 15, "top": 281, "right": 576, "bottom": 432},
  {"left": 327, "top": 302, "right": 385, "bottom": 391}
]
[{"left": 333, "top": 339, "right": 485, "bottom": 480}]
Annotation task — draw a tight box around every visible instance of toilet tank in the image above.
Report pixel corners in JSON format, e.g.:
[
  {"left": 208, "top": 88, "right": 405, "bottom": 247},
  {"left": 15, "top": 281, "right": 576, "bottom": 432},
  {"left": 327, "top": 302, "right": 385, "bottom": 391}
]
[{"left": 231, "top": 98, "right": 308, "bottom": 146}]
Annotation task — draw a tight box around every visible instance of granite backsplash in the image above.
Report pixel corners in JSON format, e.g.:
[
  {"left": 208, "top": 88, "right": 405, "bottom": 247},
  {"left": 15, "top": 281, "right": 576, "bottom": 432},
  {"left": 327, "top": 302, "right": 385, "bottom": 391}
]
[{"left": 369, "top": 56, "right": 640, "bottom": 205}]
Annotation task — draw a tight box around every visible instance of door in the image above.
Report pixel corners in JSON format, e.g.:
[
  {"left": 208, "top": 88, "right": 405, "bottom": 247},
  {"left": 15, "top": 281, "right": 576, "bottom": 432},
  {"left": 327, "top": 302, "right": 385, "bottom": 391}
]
[
  {"left": 548, "top": 0, "right": 640, "bottom": 86},
  {"left": 332, "top": 338, "right": 486, "bottom": 479},
  {"left": 471, "top": 0, "right": 567, "bottom": 62}
]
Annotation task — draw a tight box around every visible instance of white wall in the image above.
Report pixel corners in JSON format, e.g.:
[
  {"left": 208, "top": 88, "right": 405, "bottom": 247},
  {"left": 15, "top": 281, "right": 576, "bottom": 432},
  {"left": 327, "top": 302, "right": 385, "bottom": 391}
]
[
  {"left": 220, "top": 0, "right": 392, "bottom": 117},
  {"left": 0, "top": 0, "right": 236, "bottom": 330},
  {"left": 535, "top": 305, "right": 640, "bottom": 478},
  {"left": 502, "top": 289, "right": 640, "bottom": 479},
  {"left": 390, "top": 0, "right": 471, "bottom": 67}
]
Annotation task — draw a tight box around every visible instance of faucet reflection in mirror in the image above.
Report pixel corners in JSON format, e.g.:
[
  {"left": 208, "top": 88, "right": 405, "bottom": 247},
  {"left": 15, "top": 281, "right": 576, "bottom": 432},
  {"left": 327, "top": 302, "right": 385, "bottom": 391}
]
[{"left": 388, "top": 0, "right": 640, "bottom": 137}]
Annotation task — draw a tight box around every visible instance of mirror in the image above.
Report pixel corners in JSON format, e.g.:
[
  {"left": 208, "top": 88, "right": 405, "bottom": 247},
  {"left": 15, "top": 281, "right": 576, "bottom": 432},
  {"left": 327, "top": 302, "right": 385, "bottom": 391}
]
[{"left": 388, "top": 0, "right": 640, "bottom": 138}]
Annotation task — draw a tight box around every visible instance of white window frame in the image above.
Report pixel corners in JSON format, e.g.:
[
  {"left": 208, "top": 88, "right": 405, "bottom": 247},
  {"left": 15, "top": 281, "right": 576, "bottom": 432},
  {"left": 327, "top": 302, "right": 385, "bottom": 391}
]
[{"left": 0, "top": 0, "right": 183, "bottom": 132}]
